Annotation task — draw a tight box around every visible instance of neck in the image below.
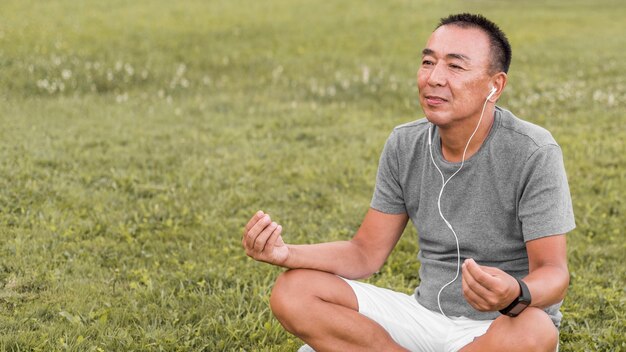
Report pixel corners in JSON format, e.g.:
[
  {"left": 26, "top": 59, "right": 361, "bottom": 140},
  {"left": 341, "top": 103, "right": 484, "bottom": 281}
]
[{"left": 438, "top": 105, "right": 496, "bottom": 163}]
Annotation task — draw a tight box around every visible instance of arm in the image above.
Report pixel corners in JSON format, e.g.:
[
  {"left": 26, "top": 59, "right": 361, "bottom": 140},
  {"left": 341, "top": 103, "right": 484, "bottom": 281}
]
[
  {"left": 242, "top": 208, "right": 409, "bottom": 279},
  {"left": 524, "top": 234, "right": 569, "bottom": 307},
  {"left": 461, "top": 234, "right": 569, "bottom": 312}
]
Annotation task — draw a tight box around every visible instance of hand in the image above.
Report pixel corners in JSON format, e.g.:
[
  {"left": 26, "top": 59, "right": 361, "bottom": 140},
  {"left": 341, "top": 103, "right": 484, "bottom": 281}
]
[
  {"left": 461, "top": 258, "right": 520, "bottom": 312},
  {"left": 242, "top": 211, "right": 289, "bottom": 266}
]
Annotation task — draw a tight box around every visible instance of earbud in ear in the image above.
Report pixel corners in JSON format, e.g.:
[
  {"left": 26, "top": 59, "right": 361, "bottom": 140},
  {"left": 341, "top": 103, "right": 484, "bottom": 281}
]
[{"left": 487, "top": 86, "right": 497, "bottom": 100}]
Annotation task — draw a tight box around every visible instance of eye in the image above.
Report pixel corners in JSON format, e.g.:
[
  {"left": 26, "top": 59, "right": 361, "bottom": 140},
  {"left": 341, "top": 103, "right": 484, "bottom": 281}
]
[
  {"left": 422, "top": 59, "right": 434, "bottom": 66},
  {"left": 449, "top": 64, "right": 465, "bottom": 70}
]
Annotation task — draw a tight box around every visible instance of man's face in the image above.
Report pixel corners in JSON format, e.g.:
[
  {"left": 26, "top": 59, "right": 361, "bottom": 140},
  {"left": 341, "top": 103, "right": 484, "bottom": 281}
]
[{"left": 417, "top": 25, "right": 494, "bottom": 128}]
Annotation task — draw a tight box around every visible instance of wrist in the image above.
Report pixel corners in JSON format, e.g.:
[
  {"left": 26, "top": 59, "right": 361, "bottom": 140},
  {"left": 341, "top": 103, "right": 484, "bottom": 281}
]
[
  {"left": 499, "top": 278, "right": 532, "bottom": 317},
  {"left": 278, "top": 244, "right": 295, "bottom": 268},
  {"left": 509, "top": 277, "right": 522, "bottom": 303}
]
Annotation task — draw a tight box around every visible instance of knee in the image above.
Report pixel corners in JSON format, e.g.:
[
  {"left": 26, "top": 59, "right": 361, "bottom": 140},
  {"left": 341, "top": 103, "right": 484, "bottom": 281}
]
[
  {"left": 495, "top": 307, "right": 559, "bottom": 352},
  {"left": 269, "top": 269, "right": 312, "bottom": 328},
  {"left": 523, "top": 308, "right": 559, "bottom": 351}
]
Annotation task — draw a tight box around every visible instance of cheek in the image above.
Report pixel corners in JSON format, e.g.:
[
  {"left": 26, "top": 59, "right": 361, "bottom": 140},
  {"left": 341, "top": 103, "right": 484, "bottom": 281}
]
[
  {"left": 465, "top": 79, "right": 491, "bottom": 99},
  {"left": 416, "top": 69, "right": 428, "bottom": 89}
]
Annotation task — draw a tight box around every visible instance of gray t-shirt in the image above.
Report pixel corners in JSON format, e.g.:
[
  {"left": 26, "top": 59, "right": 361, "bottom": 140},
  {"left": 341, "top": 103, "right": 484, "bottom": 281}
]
[{"left": 371, "top": 106, "right": 576, "bottom": 326}]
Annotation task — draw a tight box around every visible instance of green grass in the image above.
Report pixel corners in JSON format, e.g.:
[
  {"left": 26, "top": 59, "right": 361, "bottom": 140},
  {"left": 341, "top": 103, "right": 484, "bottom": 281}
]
[{"left": 0, "top": 0, "right": 624, "bottom": 351}]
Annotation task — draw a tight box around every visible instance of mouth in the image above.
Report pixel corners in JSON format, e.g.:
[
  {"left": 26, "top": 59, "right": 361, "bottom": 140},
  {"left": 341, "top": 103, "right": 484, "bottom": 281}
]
[{"left": 424, "top": 95, "right": 448, "bottom": 105}]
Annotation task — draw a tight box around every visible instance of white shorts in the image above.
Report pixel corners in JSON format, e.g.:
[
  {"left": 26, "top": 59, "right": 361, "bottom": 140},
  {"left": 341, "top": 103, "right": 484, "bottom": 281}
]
[{"left": 341, "top": 278, "right": 493, "bottom": 352}]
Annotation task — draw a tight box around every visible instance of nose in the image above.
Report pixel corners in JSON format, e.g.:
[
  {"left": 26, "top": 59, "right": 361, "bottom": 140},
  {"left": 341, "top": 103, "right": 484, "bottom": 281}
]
[{"left": 427, "top": 62, "right": 446, "bottom": 87}]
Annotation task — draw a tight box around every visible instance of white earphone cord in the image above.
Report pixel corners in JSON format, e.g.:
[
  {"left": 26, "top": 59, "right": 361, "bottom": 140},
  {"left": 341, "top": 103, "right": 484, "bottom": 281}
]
[{"left": 428, "top": 93, "right": 492, "bottom": 320}]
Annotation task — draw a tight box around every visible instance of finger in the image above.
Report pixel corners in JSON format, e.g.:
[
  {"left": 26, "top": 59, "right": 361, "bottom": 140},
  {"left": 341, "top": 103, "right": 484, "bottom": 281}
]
[
  {"left": 264, "top": 225, "right": 283, "bottom": 253},
  {"left": 480, "top": 265, "right": 507, "bottom": 277},
  {"left": 462, "top": 262, "right": 494, "bottom": 307},
  {"left": 253, "top": 222, "right": 278, "bottom": 252},
  {"left": 244, "top": 210, "right": 265, "bottom": 235},
  {"left": 464, "top": 258, "right": 499, "bottom": 290},
  {"left": 462, "top": 261, "right": 492, "bottom": 295},
  {"left": 462, "top": 277, "right": 491, "bottom": 311},
  {"left": 245, "top": 214, "right": 272, "bottom": 249}
]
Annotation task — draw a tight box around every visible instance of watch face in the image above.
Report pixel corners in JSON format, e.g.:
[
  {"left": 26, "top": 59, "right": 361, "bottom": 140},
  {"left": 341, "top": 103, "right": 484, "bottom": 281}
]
[{"left": 509, "top": 302, "right": 529, "bottom": 315}]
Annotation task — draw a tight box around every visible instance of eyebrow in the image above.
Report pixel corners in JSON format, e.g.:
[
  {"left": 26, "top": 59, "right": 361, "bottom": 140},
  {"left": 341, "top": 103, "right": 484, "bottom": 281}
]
[{"left": 422, "top": 48, "right": 471, "bottom": 62}]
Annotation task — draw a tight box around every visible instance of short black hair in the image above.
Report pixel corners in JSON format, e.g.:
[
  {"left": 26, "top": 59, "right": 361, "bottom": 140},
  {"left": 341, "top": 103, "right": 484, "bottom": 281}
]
[{"left": 437, "top": 13, "right": 512, "bottom": 74}]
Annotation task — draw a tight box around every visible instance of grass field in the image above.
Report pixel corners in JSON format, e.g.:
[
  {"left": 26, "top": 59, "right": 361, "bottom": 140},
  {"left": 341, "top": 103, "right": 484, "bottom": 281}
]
[{"left": 0, "top": 0, "right": 624, "bottom": 351}]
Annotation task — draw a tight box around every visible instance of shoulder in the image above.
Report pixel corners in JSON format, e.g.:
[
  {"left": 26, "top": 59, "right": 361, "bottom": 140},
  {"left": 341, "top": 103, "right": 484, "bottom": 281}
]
[
  {"left": 496, "top": 107, "right": 559, "bottom": 150},
  {"left": 394, "top": 118, "right": 430, "bottom": 131},
  {"left": 387, "top": 118, "right": 430, "bottom": 144}
]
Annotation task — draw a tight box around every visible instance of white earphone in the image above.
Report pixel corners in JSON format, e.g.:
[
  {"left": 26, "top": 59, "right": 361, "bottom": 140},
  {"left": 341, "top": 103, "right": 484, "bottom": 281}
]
[
  {"left": 428, "top": 84, "right": 495, "bottom": 319},
  {"left": 487, "top": 86, "right": 497, "bottom": 100}
]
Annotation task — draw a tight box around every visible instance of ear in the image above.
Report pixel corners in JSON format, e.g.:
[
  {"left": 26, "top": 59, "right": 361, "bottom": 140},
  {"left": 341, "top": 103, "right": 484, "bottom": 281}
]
[
  {"left": 487, "top": 86, "right": 497, "bottom": 100},
  {"left": 488, "top": 72, "right": 508, "bottom": 102}
]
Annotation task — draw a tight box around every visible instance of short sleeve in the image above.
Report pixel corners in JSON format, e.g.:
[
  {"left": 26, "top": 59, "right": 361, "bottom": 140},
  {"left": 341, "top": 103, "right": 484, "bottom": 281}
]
[
  {"left": 518, "top": 145, "right": 576, "bottom": 241},
  {"left": 371, "top": 130, "right": 407, "bottom": 214}
]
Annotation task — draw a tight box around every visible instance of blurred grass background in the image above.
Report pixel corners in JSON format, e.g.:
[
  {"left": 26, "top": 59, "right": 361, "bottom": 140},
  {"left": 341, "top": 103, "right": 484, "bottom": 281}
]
[{"left": 0, "top": 0, "right": 624, "bottom": 350}]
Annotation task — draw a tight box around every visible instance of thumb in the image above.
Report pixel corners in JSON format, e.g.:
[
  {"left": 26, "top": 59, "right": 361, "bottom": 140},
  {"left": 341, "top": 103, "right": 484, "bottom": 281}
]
[{"left": 480, "top": 265, "right": 506, "bottom": 277}]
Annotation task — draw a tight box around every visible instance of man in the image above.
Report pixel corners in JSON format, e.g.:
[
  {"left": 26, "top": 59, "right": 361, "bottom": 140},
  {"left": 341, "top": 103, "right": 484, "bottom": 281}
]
[{"left": 242, "top": 13, "right": 575, "bottom": 352}]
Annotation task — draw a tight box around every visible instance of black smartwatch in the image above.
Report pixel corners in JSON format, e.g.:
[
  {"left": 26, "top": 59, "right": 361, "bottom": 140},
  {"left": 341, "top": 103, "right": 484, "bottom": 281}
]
[{"left": 499, "top": 278, "right": 532, "bottom": 317}]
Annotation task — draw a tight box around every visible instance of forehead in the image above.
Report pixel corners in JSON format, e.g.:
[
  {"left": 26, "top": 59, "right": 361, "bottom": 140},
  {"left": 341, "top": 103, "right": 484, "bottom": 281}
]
[{"left": 423, "top": 25, "right": 491, "bottom": 63}]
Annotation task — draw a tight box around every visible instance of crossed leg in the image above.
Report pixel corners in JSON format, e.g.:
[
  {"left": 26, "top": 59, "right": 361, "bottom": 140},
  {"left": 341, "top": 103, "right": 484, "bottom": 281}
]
[
  {"left": 461, "top": 307, "right": 559, "bottom": 352},
  {"left": 270, "top": 269, "right": 408, "bottom": 352},
  {"left": 270, "top": 269, "right": 558, "bottom": 352}
]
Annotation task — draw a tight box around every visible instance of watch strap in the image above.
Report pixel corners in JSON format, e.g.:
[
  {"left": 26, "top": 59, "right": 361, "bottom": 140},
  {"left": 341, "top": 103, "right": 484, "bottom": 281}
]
[{"left": 499, "top": 277, "right": 532, "bottom": 317}]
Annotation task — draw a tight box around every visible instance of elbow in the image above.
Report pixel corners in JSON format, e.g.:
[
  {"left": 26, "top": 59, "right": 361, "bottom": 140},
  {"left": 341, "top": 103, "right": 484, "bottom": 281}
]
[
  {"left": 357, "top": 256, "right": 385, "bottom": 279},
  {"left": 558, "top": 268, "right": 570, "bottom": 301},
  {"left": 348, "top": 239, "right": 386, "bottom": 280},
  {"left": 343, "top": 264, "right": 382, "bottom": 280},
  {"left": 547, "top": 265, "right": 570, "bottom": 302},
  {"left": 360, "top": 266, "right": 382, "bottom": 280}
]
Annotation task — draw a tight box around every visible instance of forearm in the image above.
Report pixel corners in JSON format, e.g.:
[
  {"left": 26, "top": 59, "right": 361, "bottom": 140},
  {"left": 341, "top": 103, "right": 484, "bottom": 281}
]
[
  {"left": 524, "top": 264, "right": 569, "bottom": 308},
  {"left": 283, "top": 240, "right": 378, "bottom": 280},
  {"left": 243, "top": 209, "right": 407, "bottom": 279}
]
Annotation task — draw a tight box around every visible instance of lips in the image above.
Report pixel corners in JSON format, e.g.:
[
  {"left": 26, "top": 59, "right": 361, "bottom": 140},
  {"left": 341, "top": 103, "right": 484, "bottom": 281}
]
[{"left": 424, "top": 95, "right": 448, "bottom": 105}]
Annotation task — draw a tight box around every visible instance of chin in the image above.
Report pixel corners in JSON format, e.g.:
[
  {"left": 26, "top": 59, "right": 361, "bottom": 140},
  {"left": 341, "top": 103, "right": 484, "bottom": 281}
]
[{"left": 423, "top": 111, "right": 450, "bottom": 127}]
